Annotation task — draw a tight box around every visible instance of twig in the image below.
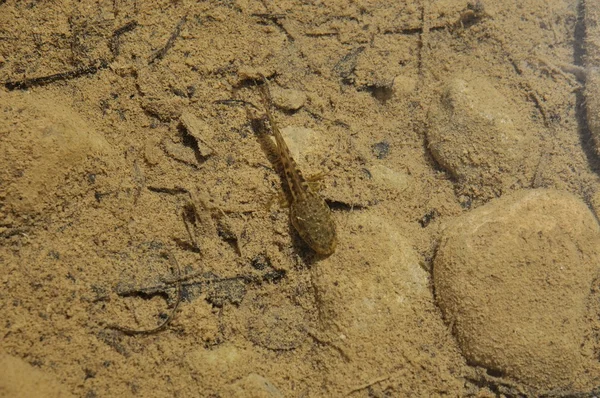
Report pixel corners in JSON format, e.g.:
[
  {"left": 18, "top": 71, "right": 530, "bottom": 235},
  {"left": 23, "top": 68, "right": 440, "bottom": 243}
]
[
  {"left": 346, "top": 376, "right": 389, "bottom": 396},
  {"left": 306, "top": 330, "right": 351, "bottom": 363},
  {"left": 148, "top": 14, "right": 187, "bottom": 65},
  {"left": 4, "top": 59, "right": 109, "bottom": 90},
  {"left": 106, "top": 252, "right": 183, "bottom": 336},
  {"left": 110, "top": 20, "right": 138, "bottom": 56}
]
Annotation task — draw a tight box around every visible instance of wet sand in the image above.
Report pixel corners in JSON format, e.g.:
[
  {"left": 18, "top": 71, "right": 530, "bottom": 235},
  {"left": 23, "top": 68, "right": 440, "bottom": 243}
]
[{"left": 1, "top": 1, "right": 599, "bottom": 396}]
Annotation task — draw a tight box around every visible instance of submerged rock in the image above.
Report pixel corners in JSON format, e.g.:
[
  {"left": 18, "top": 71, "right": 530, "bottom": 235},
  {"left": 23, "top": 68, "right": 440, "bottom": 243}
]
[
  {"left": 0, "top": 92, "right": 115, "bottom": 228},
  {"left": 270, "top": 86, "right": 307, "bottom": 111},
  {"left": 427, "top": 74, "right": 540, "bottom": 202},
  {"left": 434, "top": 189, "right": 600, "bottom": 392},
  {"left": 311, "top": 211, "right": 466, "bottom": 396},
  {"left": 0, "top": 352, "right": 75, "bottom": 398}
]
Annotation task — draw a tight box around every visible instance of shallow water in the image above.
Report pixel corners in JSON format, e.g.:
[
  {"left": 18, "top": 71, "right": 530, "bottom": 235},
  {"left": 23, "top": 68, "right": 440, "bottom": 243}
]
[{"left": 0, "top": 1, "right": 599, "bottom": 396}]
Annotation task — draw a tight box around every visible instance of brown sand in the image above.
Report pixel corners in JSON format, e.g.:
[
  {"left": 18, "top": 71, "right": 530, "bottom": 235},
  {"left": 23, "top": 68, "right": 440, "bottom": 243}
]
[{"left": 1, "top": 0, "right": 599, "bottom": 397}]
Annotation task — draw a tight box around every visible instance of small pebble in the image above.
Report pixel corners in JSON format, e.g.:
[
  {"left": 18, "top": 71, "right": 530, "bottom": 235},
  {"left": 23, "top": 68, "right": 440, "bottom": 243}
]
[
  {"left": 179, "top": 111, "right": 215, "bottom": 157},
  {"left": 369, "top": 164, "right": 414, "bottom": 196},
  {"left": 279, "top": 126, "right": 317, "bottom": 164},
  {"left": 372, "top": 141, "right": 390, "bottom": 159},
  {"left": 270, "top": 86, "right": 307, "bottom": 111},
  {"left": 143, "top": 137, "right": 162, "bottom": 166},
  {"left": 162, "top": 138, "right": 198, "bottom": 166},
  {"left": 1, "top": 92, "right": 115, "bottom": 225},
  {"left": 427, "top": 73, "right": 539, "bottom": 200},
  {"left": 392, "top": 75, "right": 417, "bottom": 96}
]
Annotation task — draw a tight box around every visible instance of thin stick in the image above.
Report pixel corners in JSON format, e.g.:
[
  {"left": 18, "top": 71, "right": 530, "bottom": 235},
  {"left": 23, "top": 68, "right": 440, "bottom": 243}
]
[
  {"left": 148, "top": 14, "right": 187, "bottom": 65},
  {"left": 107, "top": 252, "right": 183, "bottom": 336},
  {"left": 110, "top": 20, "right": 138, "bottom": 56},
  {"left": 5, "top": 59, "right": 109, "bottom": 90},
  {"left": 346, "top": 376, "right": 389, "bottom": 396}
]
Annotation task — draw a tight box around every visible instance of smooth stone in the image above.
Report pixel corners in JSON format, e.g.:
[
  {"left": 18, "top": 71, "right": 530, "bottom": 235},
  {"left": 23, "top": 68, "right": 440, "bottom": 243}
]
[
  {"left": 0, "top": 352, "right": 75, "bottom": 398},
  {"left": 427, "top": 74, "right": 539, "bottom": 200},
  {"left": 369, "top": 164, "right": 415, "bottom": 197},
  {"left": 279, "top": 126, "right": 317, "bottom": 163},
  {"left": 311, "top": 211, "right": 466, "bottom": 396},
  {"left": 271, "top": 86, "right": 307, "bottom": 111},
  {"left": 0, "top": 92, "right": 114, "bottom": 226},
  {"left": 434, "top": 189, "right": 600, "bottom": 392},
  {"left": 273, "top": 125, "right": 333, "bottom": 184},
  {"left": 392, "top": 75, "right": 417, "bottom": 96},
  {"left": 185, "top": 344, "right": 258, "bottom": 390}
]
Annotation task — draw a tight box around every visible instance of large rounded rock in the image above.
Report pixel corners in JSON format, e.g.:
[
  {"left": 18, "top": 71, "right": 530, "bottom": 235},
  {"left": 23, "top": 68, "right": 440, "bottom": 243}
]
[
  {"left": 427, "top": 74, "right": 540, "bottom": 201},
  {"left": 0, "top": 92, "right": 114, "bottom": 228},
  {"left": 0, "top": 352, "right": 74, "bottom": 398},
  {"left": 434, "top": 189, "right": 600, "bottom": 392},
  {"left": 311, "top": 212, "right": 467, "bottom": 396}
]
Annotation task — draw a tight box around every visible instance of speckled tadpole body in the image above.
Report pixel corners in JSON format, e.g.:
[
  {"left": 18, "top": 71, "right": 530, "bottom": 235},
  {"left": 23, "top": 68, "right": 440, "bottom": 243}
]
[{"left": 259, "top": 81, "right": 337, "bottom": 256}]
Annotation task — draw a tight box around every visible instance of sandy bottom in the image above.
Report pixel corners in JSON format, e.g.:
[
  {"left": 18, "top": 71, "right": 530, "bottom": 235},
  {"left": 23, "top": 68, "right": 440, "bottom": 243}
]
[{"left": 1, "top": 1, "right": 600, "bottom": 397}]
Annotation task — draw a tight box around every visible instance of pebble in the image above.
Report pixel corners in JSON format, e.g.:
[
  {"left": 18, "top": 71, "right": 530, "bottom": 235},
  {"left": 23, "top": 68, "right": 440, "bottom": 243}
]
[
  {"left": 0, "top": 352, "right": 75, "bottom": 398},
  {"left": 427, "top": 74, "right": 539, "bottom": 201},
  {"left": 433, "top": 189, "right": 600, "bottom": 393},
  {"left": 143, "top": 136, "right": 162, "bottom": 166},
  {"left": 371, "top": 141, "right": 390, "bottom": 159},
  {"left": 279, "top": 126, "right": 316, "bottom": 161},
  {"left": 277, "top": 126, "right": 327, "bottom": 179},
  {"left": 185, "top": 344, "right": 254, "bottom": 384},
  {"left": 270, "top": 86, "right": 307, "bottom": 111},
  {"left": 369, "top": 164, "right": 414, "bottom": 197},
  {"left": 392, "top": 75, "right": 417, "bottom": 96},
  {"left": 141, "top": 97, "right": 186, "bottom": 121},
  {"left": 310, "top": 211, "right": 466, "bottom": 395},
  {"left": 162, "top": 138, "right": 198, "bottom": 166},
  {"left": 0, "top": 92, "right": 115, "bottom": 226},
  {"left": 136, "top": 70, "right": 187, "bottom": 121},
  {"left": 179, "top": 111, "right": 215, "bottom": 157}
]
